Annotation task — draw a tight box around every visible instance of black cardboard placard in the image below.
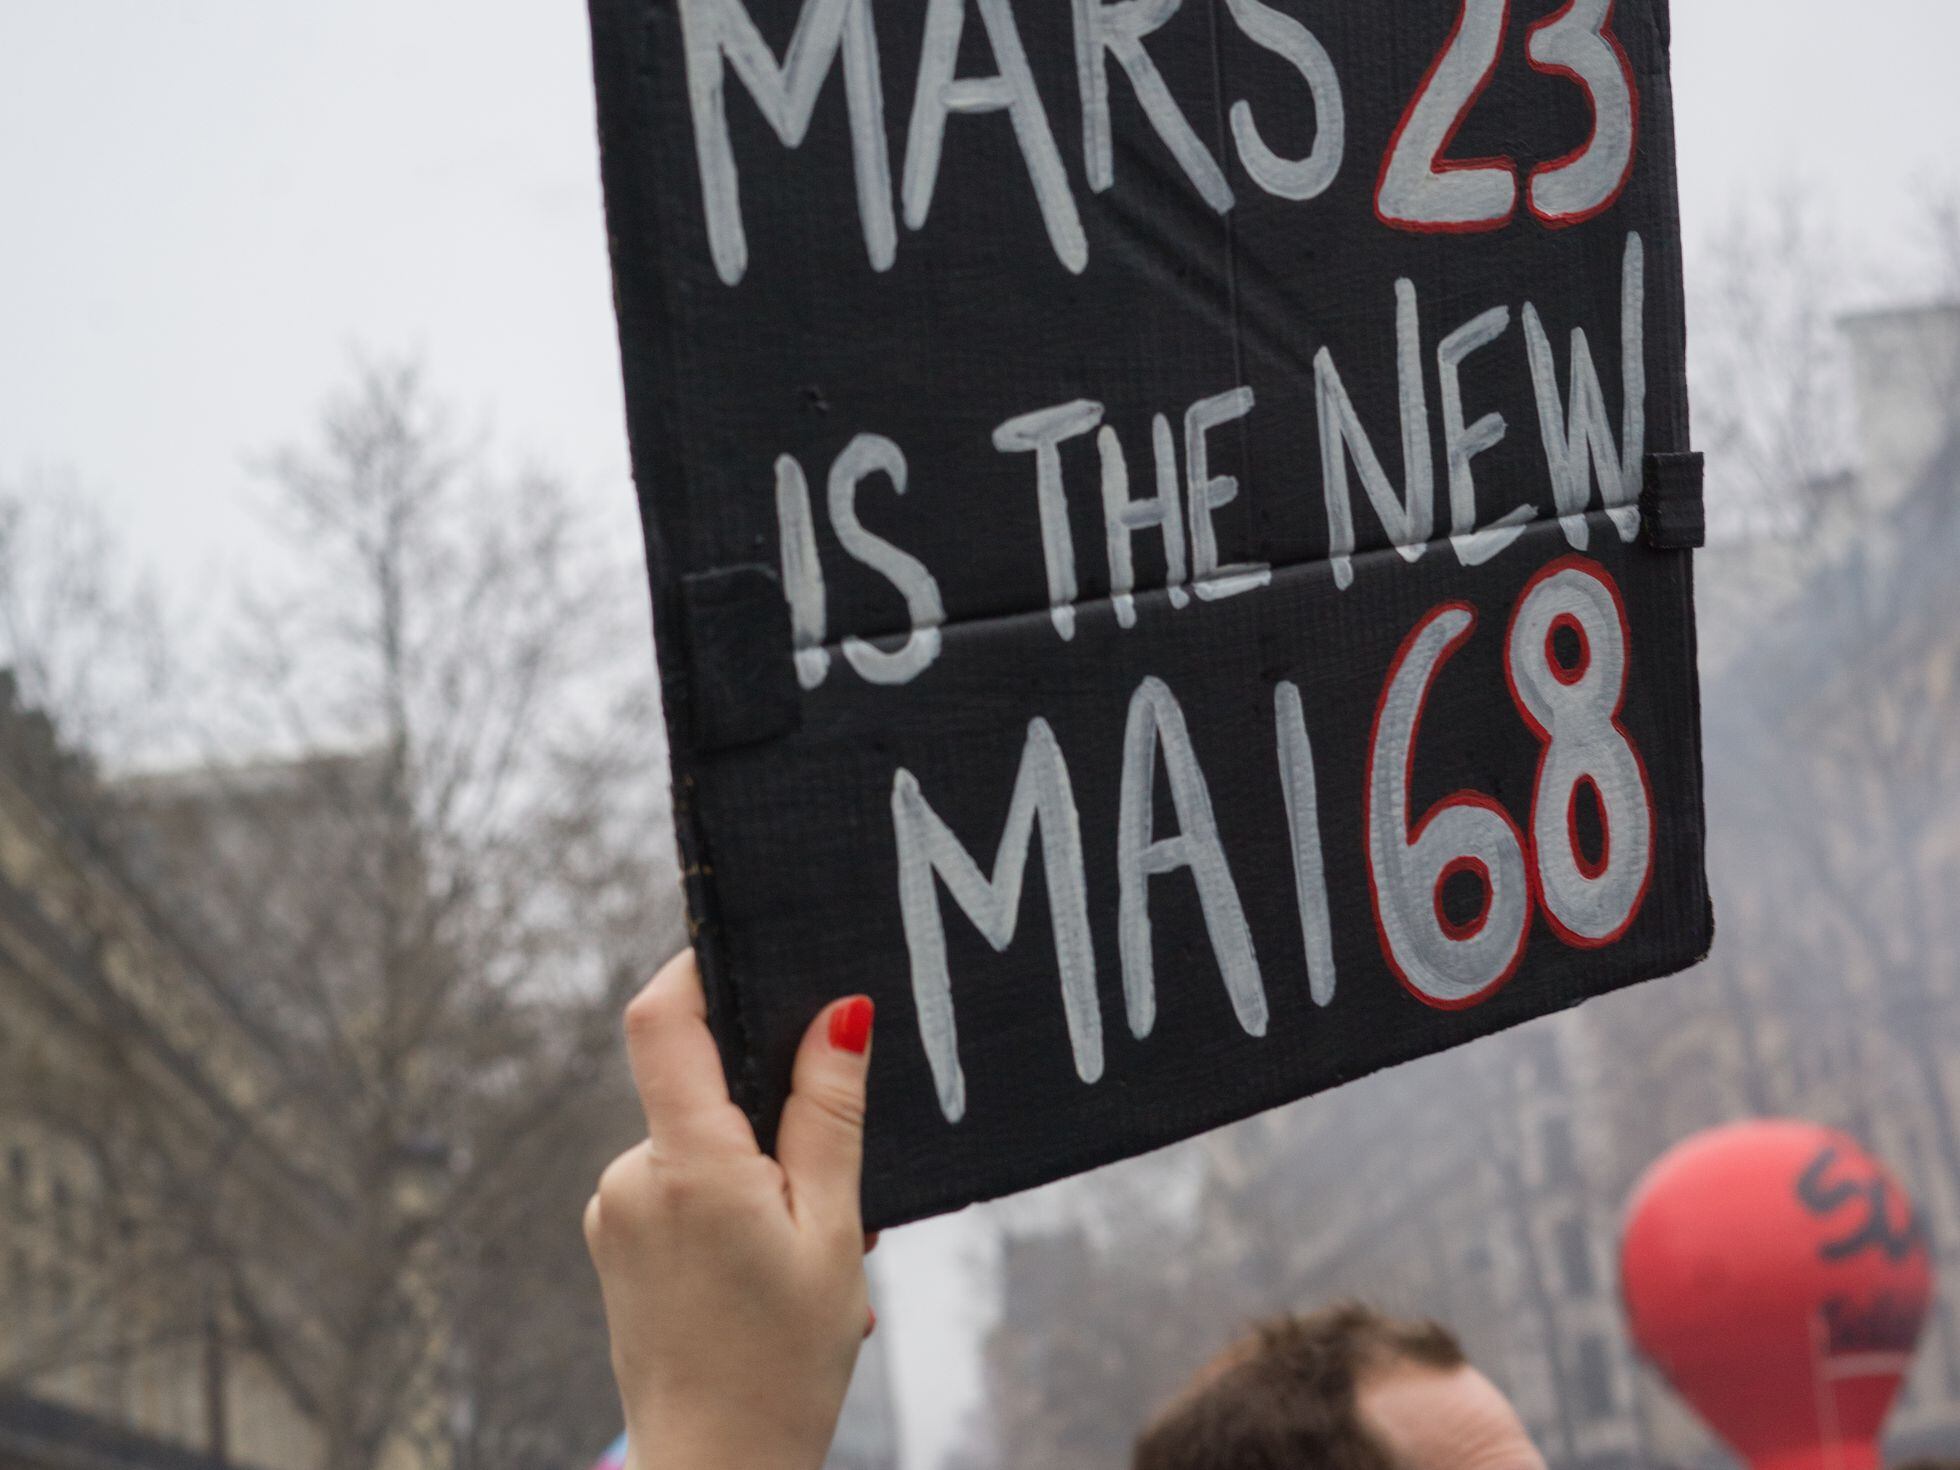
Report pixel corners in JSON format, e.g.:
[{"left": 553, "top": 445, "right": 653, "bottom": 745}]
[{"left": 588, "top": 0, "right": 1712, "bottom": 1228}]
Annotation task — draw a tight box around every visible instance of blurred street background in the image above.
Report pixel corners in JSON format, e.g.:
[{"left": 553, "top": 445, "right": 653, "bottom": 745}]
[{"left": 1, "top": 5, "right": 1957, "bottom": 1470}]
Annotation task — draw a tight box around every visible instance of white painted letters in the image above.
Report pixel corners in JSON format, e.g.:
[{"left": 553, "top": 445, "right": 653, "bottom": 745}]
[
  {"left": 828, "top": 434, "right": 946, "bottom": 684},
  {"left": 1275, "top": 681, "right": 1337, "bottom": 1007},
  {"left": 1438, "top": 304, "right": 1535, "bottom": 567},
  {"left": 994, "top": 399, "right": 1105, "bottom": 641},
  {"left": 1223, "top": 0, "right": 1345, "bottom": 202},
  {"left": 679, "top": 0, "right": 894, "bottom": 286},
  {"left": 1185, "top": 387, "right": 1271, "bottom": 601},
  {"left": 1118, "top": 677, "right": 1266, "bottom": 1042},
  {"left": 774, "top": 454, "right": 832, "bottom": 689},
  {"left": 1524, "top": 232, "right": 1646, "bottom": 548},
  {"left": 905, "top": 0, "right": 1088, "bottom": 273},
  {"left": 1317, "top": 279, "right": 1435, "bottom": 589},
  {"left": 1098, "top": 421, "right": 1191, "bottom": 631},
  {"left": 1072, "top": 0, "right": 1234, "bottom": 212},
  {"left": 894, "top": 719, "right": 1100, "bottom": 1123}
]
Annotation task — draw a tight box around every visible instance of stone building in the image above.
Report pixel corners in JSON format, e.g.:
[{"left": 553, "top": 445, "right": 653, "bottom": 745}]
[{"left": 0, "top": 684, "right": 325, "bottom": 1469}]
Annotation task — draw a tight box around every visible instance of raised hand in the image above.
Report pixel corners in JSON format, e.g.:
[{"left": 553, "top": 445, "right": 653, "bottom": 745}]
[{"left": 584, "top": 950, "right": 875, "bottom": 1470}]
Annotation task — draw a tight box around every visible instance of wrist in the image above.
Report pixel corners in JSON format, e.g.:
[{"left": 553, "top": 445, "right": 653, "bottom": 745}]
[{"left": 624, "top": 1403, "right": 835, "bottom": 1470}]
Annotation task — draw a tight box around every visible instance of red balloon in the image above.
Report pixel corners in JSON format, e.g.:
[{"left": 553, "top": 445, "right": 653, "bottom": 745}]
[{"left": 1622, "top": 1121, "right": 1933, "bottom": 1470}]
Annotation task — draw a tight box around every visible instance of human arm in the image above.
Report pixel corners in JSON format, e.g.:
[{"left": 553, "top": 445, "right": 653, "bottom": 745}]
[{"left": 583, "top": 949, "right": 875, "bottom": 1470}]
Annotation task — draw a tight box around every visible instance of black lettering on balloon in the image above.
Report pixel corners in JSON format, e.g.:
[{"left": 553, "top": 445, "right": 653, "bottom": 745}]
[
  {"left": 1796, "top": 1146, "right": 1927, "bottom": 1264},
  {"left": 1821, "top": 1292, "right": 1927, "bottom": 1357}
]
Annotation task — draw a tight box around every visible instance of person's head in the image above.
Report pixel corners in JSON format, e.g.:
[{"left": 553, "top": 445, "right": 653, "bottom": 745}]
[{"left": 1133, "top": 1303, "right": 1546, "bottom": 1470}]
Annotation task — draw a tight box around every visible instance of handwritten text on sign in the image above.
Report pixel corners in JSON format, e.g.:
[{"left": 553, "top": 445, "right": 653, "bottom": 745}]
[
  {"left": 590, "top": 0, "right": 1709, "bottom": 1224},
  {"left": 685, "top": 0, "right": 1651, "bottom": 1117}
]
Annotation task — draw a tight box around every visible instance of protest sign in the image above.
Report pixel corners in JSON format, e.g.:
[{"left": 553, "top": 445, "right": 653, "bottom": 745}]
[{"left": 588, "top": 0, "right": 1712, "bottom": 1227}]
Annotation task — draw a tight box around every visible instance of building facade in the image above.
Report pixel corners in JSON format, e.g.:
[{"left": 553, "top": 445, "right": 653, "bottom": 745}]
[{"left": 0, "top": 684, "right": 327, "bottom": 1469}]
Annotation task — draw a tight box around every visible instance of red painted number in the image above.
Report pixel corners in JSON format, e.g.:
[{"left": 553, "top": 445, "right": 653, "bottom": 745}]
[
  {"left": 1375, "top": 0, "right": 1638, "bottom": 233},
  {"left": 1367, "top": 559, "right": 1655, "bottom": 1009},
  {"left": 1505, "top": 556, "right": 1654, "bottom": 946}
]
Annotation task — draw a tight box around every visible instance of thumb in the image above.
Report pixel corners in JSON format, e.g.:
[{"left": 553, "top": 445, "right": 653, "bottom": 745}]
[{"left": 777, "top": 995, "right": 874, "bottom": 1232}]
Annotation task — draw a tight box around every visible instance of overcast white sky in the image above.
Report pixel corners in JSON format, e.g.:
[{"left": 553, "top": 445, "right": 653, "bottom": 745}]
[{"left": 3, "top": 4, "right": 1955, "bottom": 1467}]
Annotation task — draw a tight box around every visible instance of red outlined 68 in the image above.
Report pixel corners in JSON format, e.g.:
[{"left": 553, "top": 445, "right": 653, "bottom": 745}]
[{"left": 1366, "top": 557, "right": 1655, "bottom": 1008}]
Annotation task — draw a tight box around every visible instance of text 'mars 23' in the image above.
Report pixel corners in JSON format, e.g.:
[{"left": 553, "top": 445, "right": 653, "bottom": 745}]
[{"left": 587, "top": 0, "right": 1712, "bottom": 1229}]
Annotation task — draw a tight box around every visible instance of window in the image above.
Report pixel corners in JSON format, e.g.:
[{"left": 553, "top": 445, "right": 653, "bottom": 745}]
[
  {"left": 1541, "top": 1116, "right": 1577, "bottom": 1187},
  {"left": 7, "top": 1145, "right": 27, "bottom": 1217},
  {"left": 1574, "top": 1336, "right": 1615, "bottom": 1420},
  {"left": 1537, "top": 1036, "right": 1564, "bottom": 1088},
  {"left": 1558, "top": 1216, "right": 1595, "bottom": 1297}
]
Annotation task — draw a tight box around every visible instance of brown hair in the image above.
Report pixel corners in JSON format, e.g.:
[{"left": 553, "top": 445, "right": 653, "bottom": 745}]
[{"left": 1133, "top": 1303, "right": 1467, "bottom": 1470}]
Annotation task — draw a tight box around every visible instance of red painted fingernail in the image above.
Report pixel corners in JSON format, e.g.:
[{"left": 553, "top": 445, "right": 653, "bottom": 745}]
[
  {"left": 864, "top": 1306, "right": 878, "bottom": 1339},
  {"left": 829, "top": 996, "right": 874, "bottom": 1055}
]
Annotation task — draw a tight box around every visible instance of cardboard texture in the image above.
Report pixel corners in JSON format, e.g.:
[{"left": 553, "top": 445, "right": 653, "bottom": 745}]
[{"left": 588, "top": 0, "right": 1712, "bottom": 1228}]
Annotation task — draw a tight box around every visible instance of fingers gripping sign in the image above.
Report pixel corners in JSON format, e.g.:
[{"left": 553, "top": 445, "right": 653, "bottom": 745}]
[
  {"left": 780, "top": 993, "right": 877, "bottom": 1227},
  {"left": 620, "top": 952, "right": 759, "bottom": 1155},
  {"left": 584, "top": 951, "right": 878, "bottom": 1470}
]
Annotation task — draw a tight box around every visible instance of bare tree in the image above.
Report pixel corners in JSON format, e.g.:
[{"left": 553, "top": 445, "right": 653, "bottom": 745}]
[
  {"left": 0, "top": 471, "right": 176, "bottom": 767},
  {"left": 1689, "top": 192, "right": 1860, "bottom": 538},
  {"left": 87, "top": 362, "right": 685, "bottom": 1470},
  {"left": 1688, "top": 190, "right": 1960, "bottom": 1169}
]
